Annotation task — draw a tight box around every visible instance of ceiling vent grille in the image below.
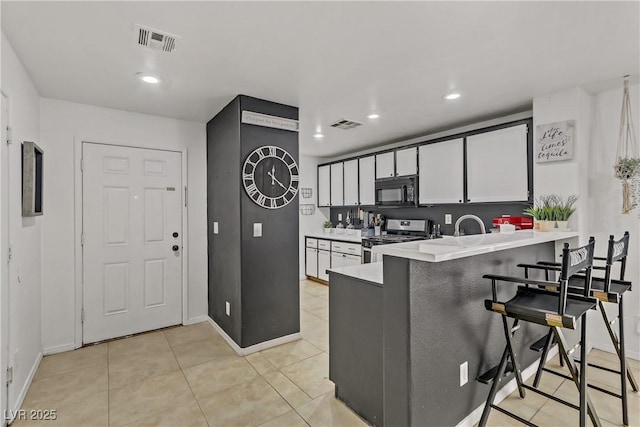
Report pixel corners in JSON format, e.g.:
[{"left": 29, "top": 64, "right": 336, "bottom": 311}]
[
  {"left": 329, "top": 119, "right": 362, "bottom": 130},
  {"left": 134, "top": 24, "right": 179, "bottom": 53}
]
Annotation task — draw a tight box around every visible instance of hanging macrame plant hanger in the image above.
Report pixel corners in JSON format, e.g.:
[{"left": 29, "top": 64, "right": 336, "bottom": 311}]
[{"left": 614, "top": 76, "right": 640, "bottom": 214}]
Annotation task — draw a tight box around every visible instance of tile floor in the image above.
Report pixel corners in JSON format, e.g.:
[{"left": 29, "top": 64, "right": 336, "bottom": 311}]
[{"left": 12, "top": 279, "right": 640, "bottom": 427}]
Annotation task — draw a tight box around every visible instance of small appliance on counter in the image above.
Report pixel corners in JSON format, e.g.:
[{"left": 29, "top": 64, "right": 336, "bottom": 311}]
[
  {"left": 361, "top": 219, "right": 441, "bottom": 263},
  {"left": 492, "top": 215, "right": 533, "bottom": 230}
]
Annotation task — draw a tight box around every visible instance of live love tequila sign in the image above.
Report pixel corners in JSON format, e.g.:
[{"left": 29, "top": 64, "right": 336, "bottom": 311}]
[{"left": 535, "top": 120, "right": 575, "bottom": 163}]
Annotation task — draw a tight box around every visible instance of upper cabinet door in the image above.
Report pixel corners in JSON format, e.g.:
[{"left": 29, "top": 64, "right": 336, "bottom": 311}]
[
  {"left": 375, "top": 152, "right": 395, "bottom": 179},
  {"left": 419, "top": 139, "right": 464, "bottom": 204},
  {"left": 343, "top": 159, "right": 359, "bottom": 206},
  {"left": 318, "top": 165, "right": 331, "bottom": 207},
  {"left": 466, "top": 124, "right": 529, "bottom": 203},
  {"left": 358, "top": 156, "right": 375, "bottom": 206},
  {"left": 330, "top": 163, "right": 344, "bottom": 207},
  {"left": 395, "top": 147, "right": 417, "bottom": 176}
]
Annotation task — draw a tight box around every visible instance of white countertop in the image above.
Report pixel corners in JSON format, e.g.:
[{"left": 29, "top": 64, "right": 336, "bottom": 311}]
[
  {"left": 328, "top": 262, "right": 383, "bottom": 284},
  {"left": 306, "top": 231, "right": 363, "bottom": 243},
  {"left": 371, "top": 230, "right": 579, "bottom": 262}
]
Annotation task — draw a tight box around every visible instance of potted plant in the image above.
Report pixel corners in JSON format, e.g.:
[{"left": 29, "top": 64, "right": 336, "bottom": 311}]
[
  {"left": 553, "top": 195, "right": 578, "bottom": 231},
  {"left": 323, "top": 220, "right": 333, "bottom": 233},
  {"left": 614, "top": 157, "right": 640, "bottom": 213},
  {"left": 524, "top": 195, "right": 555, "bottom": 231}
]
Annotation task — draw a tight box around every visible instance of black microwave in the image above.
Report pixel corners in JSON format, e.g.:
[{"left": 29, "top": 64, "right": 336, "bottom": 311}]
[{"left": 375, "top": 176, "right": 417, "bottom": 206}]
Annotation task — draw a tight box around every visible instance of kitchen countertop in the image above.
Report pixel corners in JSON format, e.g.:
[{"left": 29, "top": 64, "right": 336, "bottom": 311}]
[
  {"left": 306, "top": 231, "right": 363, "bottom": 243},
  {"left": 328, "top": 262, "right": 383, "bottom": 285},
  {"left": 371, "top": 230, "right": 579, "bottom": 262}
]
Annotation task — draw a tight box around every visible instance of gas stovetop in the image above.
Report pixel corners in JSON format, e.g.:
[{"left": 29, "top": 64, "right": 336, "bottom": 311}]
[
  {"left": 361, "top": 219, "right": 442, "bottom": 248},
  {"left": 361, "top": 233, "right": 438, "bottom": 248}
]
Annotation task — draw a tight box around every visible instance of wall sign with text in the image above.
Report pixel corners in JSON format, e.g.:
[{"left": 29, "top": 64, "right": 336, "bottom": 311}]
[{"left": 535, "top": 120, "right": 575, "bottom": 163}]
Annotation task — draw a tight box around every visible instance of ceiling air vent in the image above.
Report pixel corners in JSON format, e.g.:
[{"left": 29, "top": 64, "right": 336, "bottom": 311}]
[
  {"left": 134, "top": 24, "right": 179, "bottom": 53},
  {"left": 330, "top": 119, "right": 362, "bottom": 130}
]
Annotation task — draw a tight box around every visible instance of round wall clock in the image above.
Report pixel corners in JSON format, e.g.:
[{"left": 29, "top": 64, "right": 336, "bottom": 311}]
[{"left": 242, "top": 145, "right": 299, "bottom": 209}]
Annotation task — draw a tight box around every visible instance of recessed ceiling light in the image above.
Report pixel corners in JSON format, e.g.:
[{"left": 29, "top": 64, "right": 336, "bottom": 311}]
[
  {"left": 313, "top": 133, "right": 324, "bottom": 138},
  {"left": 444, "top": 92, "right": 461, "bottom": 100},
  {"left": 367, "top": 114, "right": 380, "bottom": 119},
  {"left": 136, "top": 72, "right": 161, "bottom": 84}
]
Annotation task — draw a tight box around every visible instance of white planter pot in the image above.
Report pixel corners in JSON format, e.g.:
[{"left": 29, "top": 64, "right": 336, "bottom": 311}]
[
  {"left": 556, "top": 220, "right": 569, "bottom": 231},
  {"left": 534, "top": 220, "right": 554, "bottom": 232}
]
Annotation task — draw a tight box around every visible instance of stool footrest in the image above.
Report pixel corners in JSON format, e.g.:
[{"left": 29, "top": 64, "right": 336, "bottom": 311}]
[
  {"left": 530, "top": 335, "right": 552, "bottom": 352},
  {"left": 574, "top": 359, "right": 621, "bottom": 375},
  {"left": 477, "top": 362, "right": 513, "bottom": 384},
  {"left": 490, "top": 404, "right": 538, "bottom": 427},
  {"left": 543, "top": 367, "right": 624, "bottom": 399},
  {"left": 522, "top": 384, "right": 579, "bottom": 410}
]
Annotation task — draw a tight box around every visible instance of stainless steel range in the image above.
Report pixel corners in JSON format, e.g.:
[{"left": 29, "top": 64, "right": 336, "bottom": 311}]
[{"left": 361, "top": 219, "right": 441, "bottom": 263}]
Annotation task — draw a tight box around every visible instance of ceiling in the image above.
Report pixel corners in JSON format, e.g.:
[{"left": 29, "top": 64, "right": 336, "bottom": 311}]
[{"left": 2, "top": 1, "right": 639, "bottom": 158}]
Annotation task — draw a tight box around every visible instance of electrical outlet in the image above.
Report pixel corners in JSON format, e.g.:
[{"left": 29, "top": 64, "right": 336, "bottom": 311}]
[
  {"left": 338, "top": 213, "right": 343, "bottom": 221},
  {"left": 225, "top": 301, "right": 231, "bottom": 316},
  {"left": 460, "top": 361, "right": 468, "bottom": 387},
  {"left": 253, "top": 223, "right": 262, "bottom": 237},
  {"left": 445, "top": 214, "right": 452, "bottom": 225}
]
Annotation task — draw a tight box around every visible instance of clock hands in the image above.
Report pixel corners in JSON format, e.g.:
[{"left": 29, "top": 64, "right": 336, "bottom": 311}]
[
  {"left": 267, "top": 170, "right": 287, "bottom": 191},
  {"left": 270, "top": 165, "right": 275, "bottom": 186}
]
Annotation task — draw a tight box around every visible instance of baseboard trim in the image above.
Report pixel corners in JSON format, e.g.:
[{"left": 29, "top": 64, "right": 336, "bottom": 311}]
[
  {"left": 456, "top": 346, "right": 559, "bottom": 427},
  {"left": 43, "top": 342, "right": 76, "bottom": 356},
  {"left": 206, "top": 317, "right": 301, "bottom": 356},
  {"left": 8, "top": 352, "right": 43, "bottom": 423},
  {"left": 592, "top": 341, "right": 640, "bottom": 361},
  {"left": 184, "top": 315, "right": 209, "bottom": 326}
]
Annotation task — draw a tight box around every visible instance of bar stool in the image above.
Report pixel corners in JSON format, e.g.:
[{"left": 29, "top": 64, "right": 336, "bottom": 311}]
[
  {"left": 478, "top": 238, "right": 600, "bottom": 427},
  {"left": 520, "top": 232, "right": 637, "bottom": 426}
]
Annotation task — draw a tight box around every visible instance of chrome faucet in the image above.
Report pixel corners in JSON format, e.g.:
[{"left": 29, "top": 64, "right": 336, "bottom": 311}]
[{"left": 454, "top": 214, "right": 486, "bottom": 237}]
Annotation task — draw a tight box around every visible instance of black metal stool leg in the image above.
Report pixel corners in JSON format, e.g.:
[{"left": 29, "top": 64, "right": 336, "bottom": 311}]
[
  {"left": 533, "top": 329, "right": 554, "bottom": 388},
  {"left": 614, "top": 297, "right": 638, "bottom": 392},
  {"left": 618, "top": 298, "right": 629, "bottom": 426},
  {"left": 503, "top": 318, "right": 526, "bottom": 398},
  {"left": 553, "top": 326, "right": 602, "bottom": 427},
  {"left": 478, "top": 345, "right": 510, "bottom": 427}
]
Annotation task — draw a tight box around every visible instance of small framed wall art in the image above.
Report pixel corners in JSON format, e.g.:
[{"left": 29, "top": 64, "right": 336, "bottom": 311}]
[{"left": 535, "top": 120, "right": 575, "bottom": 163}]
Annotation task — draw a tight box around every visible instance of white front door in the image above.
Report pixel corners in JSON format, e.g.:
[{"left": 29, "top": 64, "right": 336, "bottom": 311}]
[
  {"left": 82, "top": 143, "right": 183, "bottom": 344},
  {"left": 1, "top": 94, "right": 10, "bottom": 422}
]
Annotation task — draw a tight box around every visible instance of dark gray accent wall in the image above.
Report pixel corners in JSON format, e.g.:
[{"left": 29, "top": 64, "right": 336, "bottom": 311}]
[
  {"left": 207, "top": 95, "right": 300, "bottom": 348},
  {"left": 207, "top": 97, "right": 242, "bottom": 343},
  {"left": 383, "top": 243, "right": 554, "bottom": 426}
]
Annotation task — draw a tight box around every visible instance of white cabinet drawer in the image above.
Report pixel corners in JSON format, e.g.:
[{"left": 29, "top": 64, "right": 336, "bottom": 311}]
[
  {"left": 318, "top": 240, "right": 331, "bottom": 250},
  {"left": 306, "top": 238, "right": 318, "bottom": 248},
  {"left": 331, "top": 241, "right": 361, "bottom": 255}
]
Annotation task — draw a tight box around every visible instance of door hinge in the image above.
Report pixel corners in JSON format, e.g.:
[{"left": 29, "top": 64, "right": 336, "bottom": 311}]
[
  {"left": 6, "top": 126, "right": 12, "bottom": 144},
  {"left": 184, "top": 186, "right": 188, "bottom": 207},
  {"left": 81, "top": 308, "right": 85, "bottom": 323},
  {"left": 80, "top": 158, "right": 84, "bottom": 171},
  {"left": 7, "top": 245, "right": 12, "bottom": 263},
  {"left": 80, "top": 233, "right": 84, "bottom": 246},
  {"left": 6, "top": 366, "right": 13, "bottom": 385}
]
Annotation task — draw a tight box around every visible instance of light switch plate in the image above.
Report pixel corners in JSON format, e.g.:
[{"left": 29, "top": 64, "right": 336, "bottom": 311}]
[
  {"left": 225, "top": 301, "right": 230, "bottom": 316},
  {"left": 338, "top": 213, "right": 342, "bottom": 221},
  {"left": 253, "top": 223, "right": 262, "bottom": 237},
  {"left": 213, "top": 222, "right": 219, "bottom": 234},
  {"left": 460, "top": 361, "right": 468, "bottom": 386}
]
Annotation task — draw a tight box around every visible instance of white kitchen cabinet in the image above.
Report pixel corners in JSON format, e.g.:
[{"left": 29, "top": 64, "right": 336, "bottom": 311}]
[
  {"left": 375, "top": 152, "right": 395, "bottom": 179},
  {"left": 305, "top": 247, "right": 318, "bottom": 278},
  {"left": 332, "top": 252, "right": 361, "bottom": 269},
  {"left": 395, "top": 147, "right": 417, "bottom": 176},
  {"left": 330, "top": 163, "right": 344, "bottom": 207},
  {"left": 466, "top": 124, "right": 528, "bottom": 202},
  {"left": 419, "top": 139, "right": 464, "bottom": 204},
  {"left": 318, "top": 165, "right": 331, "bottom": 207},
  {"left": 318, "top": 250, "right": 331, "bottom": 281},
  {"left": 343, "top": 159, "right": 359, "bottom": 206},
  {"left": 358, "top": 156, "right": 375, "bottom": 205}
]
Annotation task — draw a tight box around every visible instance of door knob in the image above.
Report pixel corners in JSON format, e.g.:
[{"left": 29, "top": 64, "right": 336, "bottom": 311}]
[
  {"left": 172, "top": 232, "right": 179, "bottom": 238},
  {"left": 172, "top": 245, "right": 180, "bottom": 252}
]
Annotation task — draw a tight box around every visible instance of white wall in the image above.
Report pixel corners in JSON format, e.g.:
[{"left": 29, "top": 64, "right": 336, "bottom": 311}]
[
  {"left": 588, "top": 84, "right": 640, "bottom": 359},
  {"left": 39, "top": 98, "right": 207, "bottom": 353},
  {"left": 298, "top": 154, "right": 329, "bottom": 279},
  {"left": 534, "top": 84, "right": 640, "bottom": 360},
  {"left": 1, "top": 34, "right": 43, "bottom": 413}
]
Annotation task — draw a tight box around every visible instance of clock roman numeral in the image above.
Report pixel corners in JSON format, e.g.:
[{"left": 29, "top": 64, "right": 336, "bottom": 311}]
[
  {"left": 270, "top": 199, "right": 277, "bottom": 208},
  {"left": 256, "top": 150, "right": 266, "bottom": 160},
  {"left": 243, "top": 173, "right": 253, "bottom": 181},
  {"left": 291, "top": 174, "right": 299, "bottom": 182},
  {"left": 268, "top": 146, "right": 277, "bottom": 157},
  {"left": 246, "top": 183, "right": 259, "bottom": 197},
  {"left": 257, "top": 194, "right": 267, "bottom": 206}
]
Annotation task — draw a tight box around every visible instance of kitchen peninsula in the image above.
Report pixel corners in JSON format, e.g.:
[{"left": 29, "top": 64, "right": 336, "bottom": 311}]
[{"left": 328, "top": 230, "right": 579, "bottom": 427}]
